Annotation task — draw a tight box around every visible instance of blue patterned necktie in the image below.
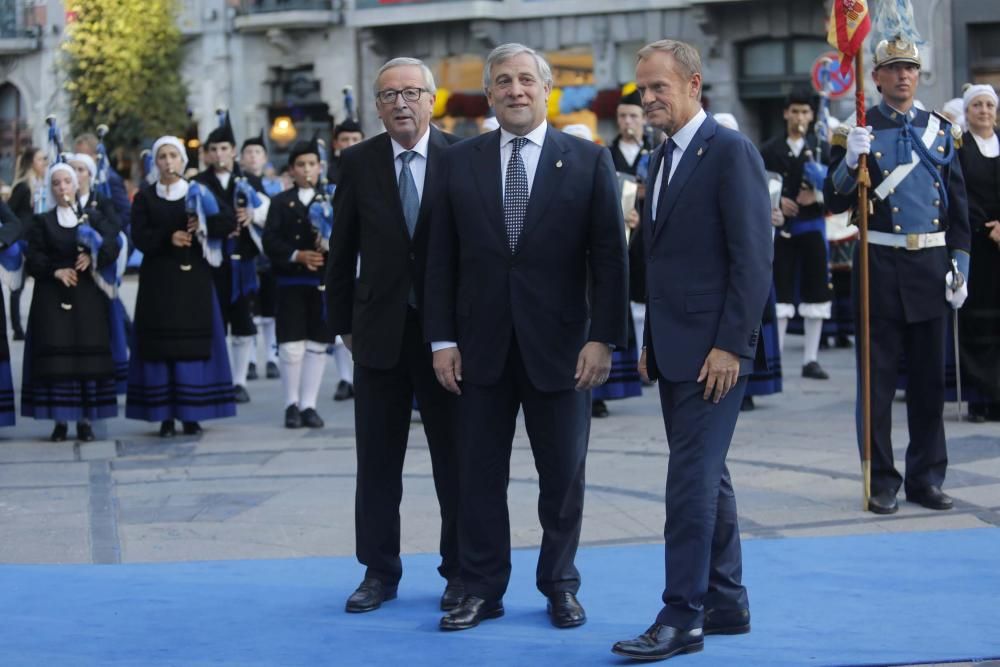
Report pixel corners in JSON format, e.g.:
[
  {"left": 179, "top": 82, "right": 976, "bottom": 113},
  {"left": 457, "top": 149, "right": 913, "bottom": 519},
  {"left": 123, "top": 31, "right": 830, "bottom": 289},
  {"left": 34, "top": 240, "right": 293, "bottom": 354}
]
[
  {"left": 504, "top": 137, "right": 529, "bottom": 251},
  {"left": 398, "top": 150, "right": 419, "bottom": 237},
  {"left": 654, "top": 138, "right": 677, "bottom": 224}
]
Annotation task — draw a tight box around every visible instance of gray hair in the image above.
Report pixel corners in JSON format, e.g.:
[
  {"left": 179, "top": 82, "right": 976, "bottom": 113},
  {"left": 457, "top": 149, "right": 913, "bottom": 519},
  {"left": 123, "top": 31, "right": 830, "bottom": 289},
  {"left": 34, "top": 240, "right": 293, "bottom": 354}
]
[
  {"left": 636, "top": 39, "right": 703, "bottom": 80},
  {"left": 373, "top": 57, "right": 437, "bottom": 97},
  {"left": 482, "top": 43, "right": 553, "bottom": 91}
]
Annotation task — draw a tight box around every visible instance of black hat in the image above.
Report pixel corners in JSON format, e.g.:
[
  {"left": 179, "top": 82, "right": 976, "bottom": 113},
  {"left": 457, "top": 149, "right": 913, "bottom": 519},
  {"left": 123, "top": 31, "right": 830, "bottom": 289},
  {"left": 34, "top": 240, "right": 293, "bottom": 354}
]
[
  {"left": 287, "top": 138, "right": 320, "bottom": 167},
  {"left": 206, "top": 112, "right": 236, "bottom": 147},
  {"left": 784, "top": 87, "right": 815, "bottom": 110},
  {"left": 241, "top": 129, "right": 266, "bottom": 152},
  {"left": 619, "top": 89, "right": 643, "bottom": 108},
  {"left": 334, "top": 119, "right": 363, "bottom": 139}
]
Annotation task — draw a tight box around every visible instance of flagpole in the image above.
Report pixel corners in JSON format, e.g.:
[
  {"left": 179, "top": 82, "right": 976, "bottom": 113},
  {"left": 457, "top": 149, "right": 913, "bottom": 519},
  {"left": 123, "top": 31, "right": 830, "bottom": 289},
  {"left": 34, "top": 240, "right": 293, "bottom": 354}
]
[{"left": 855, "top": 47, "right": 872, "bottom": 511}]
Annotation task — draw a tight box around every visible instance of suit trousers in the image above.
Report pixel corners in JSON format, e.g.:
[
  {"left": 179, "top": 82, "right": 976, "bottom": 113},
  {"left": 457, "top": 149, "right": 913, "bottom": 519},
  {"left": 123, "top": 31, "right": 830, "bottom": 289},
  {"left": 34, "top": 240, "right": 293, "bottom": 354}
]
[
  {"left": 655, "top": 376, "right": 749, "bottom": 629},
  {"left": 457, "top": 336, "right": 589, "bottom": 601},
  {"left": 353, "top": 308, "right": 460, "bottom": 585},
  {"left": 858, "top": 314, "right": 947, "bottom": 496}
]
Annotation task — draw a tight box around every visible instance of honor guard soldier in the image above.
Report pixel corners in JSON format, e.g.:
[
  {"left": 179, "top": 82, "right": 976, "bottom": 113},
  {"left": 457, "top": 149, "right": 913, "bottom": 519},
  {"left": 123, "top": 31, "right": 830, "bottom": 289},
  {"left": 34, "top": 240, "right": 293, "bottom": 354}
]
[{"left": 824, "top": 36, "right": 971, "bottom": 515}]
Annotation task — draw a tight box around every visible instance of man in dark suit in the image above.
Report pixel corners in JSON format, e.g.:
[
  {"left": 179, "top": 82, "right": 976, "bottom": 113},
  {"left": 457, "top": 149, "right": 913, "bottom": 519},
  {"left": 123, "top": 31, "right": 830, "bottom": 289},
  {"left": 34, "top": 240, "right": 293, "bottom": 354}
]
[
  {"left": 611, "top": 40, "right": 772, "bottom": 661},
  {"left": 326, "top": 57, "right": 463, "bottom": 615},
  {"left": 424, "top": 43, "right": 628, "bottom": 632}
]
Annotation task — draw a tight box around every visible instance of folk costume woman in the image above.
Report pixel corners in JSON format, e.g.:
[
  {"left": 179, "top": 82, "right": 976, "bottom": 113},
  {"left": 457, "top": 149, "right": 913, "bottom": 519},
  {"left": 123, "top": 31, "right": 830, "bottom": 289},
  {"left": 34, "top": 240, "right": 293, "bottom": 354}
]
[
  {"left": 6, "top": 146, "right": 48, "bottom": 340},
  {"left": 125, "top": 136, "right": 237, "bottom": 437},
  {"left": 0, "top": 199, "right": 24, "bottom": 426},
  {"left": 21, "top": 163, "right": 120, "bottom": 442}
]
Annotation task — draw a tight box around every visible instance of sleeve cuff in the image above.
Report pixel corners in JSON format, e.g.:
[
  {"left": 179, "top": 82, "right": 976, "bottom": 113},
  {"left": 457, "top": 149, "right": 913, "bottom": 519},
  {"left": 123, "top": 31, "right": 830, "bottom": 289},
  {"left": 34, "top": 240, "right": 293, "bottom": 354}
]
[
  {"left": 431, "top": 341, "right": 458, "bottom": 352},
  {"left": 832, "top": 160, "right": 858, "bottom": 195},
  {"left": 290, "top": 250, "right": 298, "bottom": 263},
  {"left": 951, "top": 249, "right": 970, "bottom": 277}
]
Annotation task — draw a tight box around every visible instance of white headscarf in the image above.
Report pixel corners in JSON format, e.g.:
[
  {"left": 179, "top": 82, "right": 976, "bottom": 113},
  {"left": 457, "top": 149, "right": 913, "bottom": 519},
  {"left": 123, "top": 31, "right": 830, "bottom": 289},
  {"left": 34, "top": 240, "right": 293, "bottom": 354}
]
[
  {"left": 47, "top": 163, "right": 79, "bottom": 210},
  {"left": 68, "top": 153, "right": 97, "bottom": 181},
  {"left": 150, "top": 135, "right": 189, "bottom": 183},
  {"left": 964, "top": 84, "right": 998, "bottom": 110},
  {"left": 713, "top": 113, "right": 740, "bottom": 132},
  {"left": 942, "top": 98, "right": 966, "bottom": 132}
]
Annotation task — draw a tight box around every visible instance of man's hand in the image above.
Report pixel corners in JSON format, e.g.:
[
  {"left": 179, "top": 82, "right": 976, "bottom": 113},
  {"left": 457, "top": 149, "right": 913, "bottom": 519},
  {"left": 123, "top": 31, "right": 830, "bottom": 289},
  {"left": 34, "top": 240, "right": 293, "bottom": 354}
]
[
  {"left": 625, "top": 208, "right": 640, "bottom": 231},
  {"left": 575, "top": 341, "right": 612, "bottom": 392},
  {"left": 779, "top": 197, "right": 799, "bottom": 219},
  {"left": 295, "top": 250, "right": 325, "bottom": 272},
  {"left": 770, "top": 208, "right": 784, "bottom": 228},
  {"left": 433, "top": 347, "right": 463, "bottom": 395},
  {"left": 638, "top": 347, "right": 653, "bottom": 384},
  {"left": 75, "top": 253, "right": 91, "bottom": 272},
  {"left": 987, "top": 220, "right": 1000, "bottom": 246},
  {"left": 341, "top": 334, "right": 352, "bottom": 353},
  {"left": 235, "top": 207, "right": 251, "bottom": 226},
  {"left": 54, "top": 267, "right": 78, "bottom": 287},
  {"left": 697, "top": 347, "right": 740, "bottom": 404},
  {"left": 172, "top": 230, "right": 193, "bottom": 247}
]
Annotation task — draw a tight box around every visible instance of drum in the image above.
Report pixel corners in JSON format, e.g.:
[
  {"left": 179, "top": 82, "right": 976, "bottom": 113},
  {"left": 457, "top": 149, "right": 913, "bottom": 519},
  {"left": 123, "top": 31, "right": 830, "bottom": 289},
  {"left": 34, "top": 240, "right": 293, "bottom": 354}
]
[{"left": 826, "top": 212, "right": 858, "bottom": 271}]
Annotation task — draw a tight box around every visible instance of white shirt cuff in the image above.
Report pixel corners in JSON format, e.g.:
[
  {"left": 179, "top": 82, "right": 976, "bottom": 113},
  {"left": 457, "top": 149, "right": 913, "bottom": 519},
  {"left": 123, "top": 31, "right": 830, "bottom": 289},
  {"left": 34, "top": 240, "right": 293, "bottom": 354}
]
[{"left": 431, "top": 341, "right": 458, "bottom": 352}]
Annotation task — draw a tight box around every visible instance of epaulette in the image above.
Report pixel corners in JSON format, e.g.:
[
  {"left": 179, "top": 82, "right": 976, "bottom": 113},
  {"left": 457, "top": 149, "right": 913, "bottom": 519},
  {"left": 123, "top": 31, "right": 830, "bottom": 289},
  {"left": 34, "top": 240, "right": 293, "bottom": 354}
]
[
  {"left": 931, "top": 110, "right": 963, "bottom": 149},
  {"left": 832, "top": 124, "right": 849, "bottom": 149},
  {"left": 951, "top": 123, "right": 963, "bottom": 149}
]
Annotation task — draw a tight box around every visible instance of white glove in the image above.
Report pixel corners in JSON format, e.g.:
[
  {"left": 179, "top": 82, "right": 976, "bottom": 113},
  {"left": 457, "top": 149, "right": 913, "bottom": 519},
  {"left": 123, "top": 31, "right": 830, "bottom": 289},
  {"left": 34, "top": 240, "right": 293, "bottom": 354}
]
[
  {"left": 846, "top": 126, "right": 872, "bottom": 170},
  {"left": 945, "top": 271, "right": 968, "bottom": 309}
]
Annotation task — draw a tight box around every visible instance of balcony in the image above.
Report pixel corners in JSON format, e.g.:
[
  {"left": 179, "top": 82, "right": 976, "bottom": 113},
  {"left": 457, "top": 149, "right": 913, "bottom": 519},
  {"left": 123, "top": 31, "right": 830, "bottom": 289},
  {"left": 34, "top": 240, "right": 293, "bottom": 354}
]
[
  {"left": 0, "top": 0, "right": 41, "bottom": 55},
  {"left": 233, "top": 0, "right": 342, "bottom": 31}
]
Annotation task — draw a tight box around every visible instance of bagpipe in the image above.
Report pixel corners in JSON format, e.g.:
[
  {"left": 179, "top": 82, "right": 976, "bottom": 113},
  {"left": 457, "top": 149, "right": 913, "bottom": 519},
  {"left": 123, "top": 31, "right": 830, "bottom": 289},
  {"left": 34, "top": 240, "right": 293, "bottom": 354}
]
[
  {"left": 94, "top": 124, "right": 113, "bottom": 199},
  {"left": 184, "top": 176, "right": 223, "bottom": 269},
  {"left": 310, "top": 137, "right": 335, "bottom": 253}
]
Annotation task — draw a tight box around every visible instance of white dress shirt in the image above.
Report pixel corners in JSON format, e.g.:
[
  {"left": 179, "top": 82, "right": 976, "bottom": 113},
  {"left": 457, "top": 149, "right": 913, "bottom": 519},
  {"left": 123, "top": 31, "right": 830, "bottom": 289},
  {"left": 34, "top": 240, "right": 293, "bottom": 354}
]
[
  {"left": 215, "top": 169, "right": 232, "bottom": 191},
  {"left": 431, "top": 121, "right": 548, "bottom": 353},
  {"left": 391, "top": 128, "right": 431, "bottom": 203},
  {"left": 786, "top": 136, "right": 806, "bottom": 158},
  {"left": 618, "top": 140, "right": 641, "bottom": 167},
  {"left": 651, "top": 108, "right": 708, "bottom": 220}
]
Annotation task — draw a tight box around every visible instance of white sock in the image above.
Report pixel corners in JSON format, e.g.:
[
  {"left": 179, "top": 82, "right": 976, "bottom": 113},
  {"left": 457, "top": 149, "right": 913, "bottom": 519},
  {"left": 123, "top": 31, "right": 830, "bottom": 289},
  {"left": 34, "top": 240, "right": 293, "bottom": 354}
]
[
  {"left": 231, "top": 336, "right": 255, "bottom": 386},
  {"left": 279, "top": 341, "right": 305, "bottom": 408},
  {"left": 803, "top": 317, "right": 823, "bottom": 365},
  {"left": 260, "top": 317, "right": 278, "bottom": 364},
  {"left": 300, "top": 342, "right": 328, "bottom": 410},
  {"left": 332, "top": 338, "right": 353, "bottom": 384},
  {"left": 777, "top": 318, "right": 789, "bottom": 354}
]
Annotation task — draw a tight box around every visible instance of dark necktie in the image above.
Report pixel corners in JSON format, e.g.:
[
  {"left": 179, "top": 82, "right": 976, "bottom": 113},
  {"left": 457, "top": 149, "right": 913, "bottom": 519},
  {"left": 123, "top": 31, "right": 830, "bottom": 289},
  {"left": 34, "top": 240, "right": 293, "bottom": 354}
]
[
  {"left": 655, "top": 138, "right": 678, "bottom": 225},
  {"left": 398, "top": 150, "right": 419, "bottom": 237},
  {"left": 504, "top": 137, "right": 529, "bottom": 251}
]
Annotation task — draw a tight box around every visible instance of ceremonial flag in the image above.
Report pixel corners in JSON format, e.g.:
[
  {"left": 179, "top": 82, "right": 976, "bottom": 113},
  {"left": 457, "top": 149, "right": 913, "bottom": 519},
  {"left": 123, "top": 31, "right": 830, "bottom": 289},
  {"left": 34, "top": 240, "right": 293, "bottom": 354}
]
[{"left": 827, "top": 0, "right": 872, "bottom": 75}]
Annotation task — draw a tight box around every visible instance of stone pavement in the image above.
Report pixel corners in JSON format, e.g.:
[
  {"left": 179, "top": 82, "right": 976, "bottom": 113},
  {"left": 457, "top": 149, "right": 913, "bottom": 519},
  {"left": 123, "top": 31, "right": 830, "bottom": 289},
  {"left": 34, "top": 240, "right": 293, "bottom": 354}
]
[{"left": 2, "top": 276, "right": 998, "bottom": 568}]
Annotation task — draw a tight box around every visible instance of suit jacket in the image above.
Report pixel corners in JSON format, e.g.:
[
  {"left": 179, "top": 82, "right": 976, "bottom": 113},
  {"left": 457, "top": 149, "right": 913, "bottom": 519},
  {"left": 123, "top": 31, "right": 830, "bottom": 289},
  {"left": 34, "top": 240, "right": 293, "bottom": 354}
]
[
  {"left": 423, "top": 126, "right": 628, "bottom": 393},
  {"left": 325, "top": 126, "right": 461, "bottom": 369},
  {"left": 642, "top": 114, "right": 773, "bottom": 382}
]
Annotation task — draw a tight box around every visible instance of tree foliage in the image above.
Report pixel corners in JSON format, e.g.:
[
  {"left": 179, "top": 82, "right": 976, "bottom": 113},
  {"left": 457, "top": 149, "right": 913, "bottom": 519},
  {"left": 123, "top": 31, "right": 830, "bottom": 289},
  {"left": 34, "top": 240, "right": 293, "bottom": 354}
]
[{"left": 62, "top": 0, "right": 189, "bottom": 153}]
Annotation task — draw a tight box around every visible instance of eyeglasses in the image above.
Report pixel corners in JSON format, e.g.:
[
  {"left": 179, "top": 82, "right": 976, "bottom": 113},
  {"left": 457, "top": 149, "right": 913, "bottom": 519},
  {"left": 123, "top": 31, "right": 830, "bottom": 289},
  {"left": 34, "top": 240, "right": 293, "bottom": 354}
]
[{"left": 376, "top": 88, "right": 429, "bottom": 105}]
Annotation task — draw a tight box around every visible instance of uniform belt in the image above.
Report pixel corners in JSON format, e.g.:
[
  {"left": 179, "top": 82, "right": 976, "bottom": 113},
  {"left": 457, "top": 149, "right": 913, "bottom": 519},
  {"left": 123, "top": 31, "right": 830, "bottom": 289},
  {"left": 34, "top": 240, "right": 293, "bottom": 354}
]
[{"left": 867, "top": 230, "right": 946, "bottom": 250}]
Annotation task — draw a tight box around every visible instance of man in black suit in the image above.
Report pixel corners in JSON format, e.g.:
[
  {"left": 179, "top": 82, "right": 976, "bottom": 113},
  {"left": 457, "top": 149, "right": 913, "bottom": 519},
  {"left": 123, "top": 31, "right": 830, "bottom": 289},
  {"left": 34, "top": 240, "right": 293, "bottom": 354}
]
[
  {"left": 611, "top": 40, "right": 772, "bottom": 661},
  {"left": 326, "top": 57, "right": 463, "bottom": 615},
  {"left": 424, "top": 43, "right": 628, "bottom": 632}
]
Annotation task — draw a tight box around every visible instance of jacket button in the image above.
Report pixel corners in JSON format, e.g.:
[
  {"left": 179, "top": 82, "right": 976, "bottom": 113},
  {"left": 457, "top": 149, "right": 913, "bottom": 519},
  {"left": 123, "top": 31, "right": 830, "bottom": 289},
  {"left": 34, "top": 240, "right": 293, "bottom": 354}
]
[
  {"left": 893, "top": 224, "right": 902, "bottom": 232},
  {"left": 294, "top": 234, "right": 300, "bottom": 240},
  {"left": 883, "top": 169, "right": 890, "bottom": 177},
  {"left": 932, "top": 219, "right": 939, "bottom": 226},
  {"left": 934, "top": 200, "right": 940, "bottom": 206},
  {"left": 892, "top": 208, "right": 900, "bottom": 214},
  {"left": 875, "top": 151, "right": 883, "bottom": 159}
]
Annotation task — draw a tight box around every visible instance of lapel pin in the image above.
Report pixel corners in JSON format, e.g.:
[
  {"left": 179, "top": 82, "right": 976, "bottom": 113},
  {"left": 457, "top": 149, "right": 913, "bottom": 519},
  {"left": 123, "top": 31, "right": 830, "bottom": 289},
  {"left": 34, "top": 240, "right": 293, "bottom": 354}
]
[
  {"left": 556, "top": 160, "right": 563, "bottom": 168},
  {"left": 288, "top": 201, "right": 295, "bottom": 207},
  {"left": 697, "top": 147, "right": 704, "bottom": 157}
]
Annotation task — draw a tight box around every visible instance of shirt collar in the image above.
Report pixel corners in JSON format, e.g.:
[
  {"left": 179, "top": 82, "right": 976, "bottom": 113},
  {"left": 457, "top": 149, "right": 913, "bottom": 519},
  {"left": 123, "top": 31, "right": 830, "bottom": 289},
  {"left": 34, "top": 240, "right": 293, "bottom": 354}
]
[
  {"left": 879, "top": 101, "right": 918, "bottom": 123},
  {"left": 668, "top": 108, "right": 707, "bottom": 152},
  {"left": 500, "top": 120, "right": 548, "bottom": 149},
  {"left": 391, "top": 127, "right": 431, "bottom": 161}
]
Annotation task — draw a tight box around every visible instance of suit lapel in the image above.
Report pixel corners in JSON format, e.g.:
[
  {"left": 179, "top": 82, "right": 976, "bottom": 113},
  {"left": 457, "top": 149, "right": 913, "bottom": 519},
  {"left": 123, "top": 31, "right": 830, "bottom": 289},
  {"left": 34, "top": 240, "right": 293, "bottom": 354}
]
[
  {"left": 372, "top": 134, "right": 411, "bottom": 243},
  {"left": 517, "top": 126, "right": 569, "bottom": 252},
  {"left": 415, "top": 127, "right": 446, "bottom": 235},
  {"left": 653, "top": 116, "right": 716, "bottom": 243},
  {"left": 471, "top": 130, "right": 505, "bottom": 243},
  {"left": 644, "top": 142, "right": 664, "bottom": 230}
]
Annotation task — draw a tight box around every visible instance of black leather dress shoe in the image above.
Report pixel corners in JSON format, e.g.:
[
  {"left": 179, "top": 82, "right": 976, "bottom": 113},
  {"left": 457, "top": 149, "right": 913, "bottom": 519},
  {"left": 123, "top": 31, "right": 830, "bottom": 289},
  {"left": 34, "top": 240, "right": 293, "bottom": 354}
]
[
  {"left": 50, "top": 422, "right": 68, "bottom": 442},
  {"left": 345, "top": 578, "right": 397, "bottom": 613},
  {"left": 333, "top": 380, "right": 354, "bottom": 401},
  {"left": 906, "top": 485, "right": 953, "bottom": 510},
  {"left": 285, "top": 405, "right": 302, "bottom": 429},
  {"left": 868, "top": 490, "right": 899, "bottom": 514},
  {"left": 76, "top": 422, "right": 95, "bottom": 442},
  {"left": 159, "top": 420, "right": 176, "bottom": 438},
  {"left": 266, "top": 361, "right": 280, "bottom": 379},
  {"left": 300, "top": 408, "right": 324, "bottom": 429},
  {"left": 233, "top": 385, "right": 251, "bottom": 404},
  {"left": 440, "top": 579, "right": 465, "bottom": 611},
  {"left": 182, "top": 421, "right": 202, "bottom": 436},
  {"left": 547, "top": 591, "right": 586, "bottom": 628},
  {"left": 247, "top": 362, "right": 258, "bottom": 381},
  {"left": 802, "top": 361, "right": 830, "bottom": 380},
  {"left": 440, "top": 596, "right": 504, "bottom": 631},
  {"left": 704, "top": 608, "right": 750, "bottom": 635},
  {"left": 612, "top": 624, "right": 704, "bottom": 661}
]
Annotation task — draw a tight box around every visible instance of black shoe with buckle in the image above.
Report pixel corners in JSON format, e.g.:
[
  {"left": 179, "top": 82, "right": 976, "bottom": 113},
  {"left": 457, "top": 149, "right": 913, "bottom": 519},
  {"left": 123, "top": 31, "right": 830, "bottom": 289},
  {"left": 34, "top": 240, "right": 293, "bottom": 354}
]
[
  {"left": 802, "top": 361, "right": 829, "bottom": 380},
  {"left": 345, "top": 577, "right": 397, "bottom": 613}
]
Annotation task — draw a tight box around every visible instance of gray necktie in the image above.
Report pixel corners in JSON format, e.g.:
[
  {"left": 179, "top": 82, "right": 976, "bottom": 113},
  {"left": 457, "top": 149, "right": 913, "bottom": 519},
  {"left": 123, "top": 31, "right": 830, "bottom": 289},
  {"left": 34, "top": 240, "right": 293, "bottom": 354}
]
[
  {"left": 504, "top": 137, "right": 529, "bottom": 251},
  {"left": 398, "top": 150, "right": 419, "bottom": 238}
]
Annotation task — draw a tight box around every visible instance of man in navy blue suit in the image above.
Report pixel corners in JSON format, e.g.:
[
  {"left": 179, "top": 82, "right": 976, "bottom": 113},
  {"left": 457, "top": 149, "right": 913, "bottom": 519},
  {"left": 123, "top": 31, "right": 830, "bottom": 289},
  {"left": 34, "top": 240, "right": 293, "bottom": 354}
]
[
  {"left": 612, "top": 40, "right": 772, "bottom": 661},
  {"left": 424, "top": 43, "right": 628, "bottom": 632}
]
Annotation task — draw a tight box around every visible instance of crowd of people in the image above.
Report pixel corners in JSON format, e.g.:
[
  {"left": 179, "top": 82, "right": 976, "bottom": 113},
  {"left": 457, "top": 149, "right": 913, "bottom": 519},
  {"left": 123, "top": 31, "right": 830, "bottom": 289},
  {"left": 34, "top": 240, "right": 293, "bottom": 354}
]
[{"left": 0, "top": 30, "right": 997, "bottom": 663}]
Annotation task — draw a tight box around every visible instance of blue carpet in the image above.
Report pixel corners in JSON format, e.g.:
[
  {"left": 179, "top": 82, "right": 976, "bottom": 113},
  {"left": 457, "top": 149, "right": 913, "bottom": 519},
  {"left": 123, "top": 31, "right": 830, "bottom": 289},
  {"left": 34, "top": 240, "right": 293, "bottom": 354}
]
[{"left": 2, "top": 529, "right": 999, "bottom": 666}]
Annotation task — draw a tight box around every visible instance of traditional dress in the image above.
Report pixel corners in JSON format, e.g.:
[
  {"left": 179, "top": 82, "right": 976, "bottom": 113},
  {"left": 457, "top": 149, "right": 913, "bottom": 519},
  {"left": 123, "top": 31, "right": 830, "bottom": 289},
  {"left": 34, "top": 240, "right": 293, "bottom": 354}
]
[
  {"left": 21, "top": 200, "right": 120, "bottom": 423},
  {"left": 125, "top": 177, "right": 237, "bottom": 424},
  {"left": 0, "top": 201, "right": 24, "bottom": 426}
]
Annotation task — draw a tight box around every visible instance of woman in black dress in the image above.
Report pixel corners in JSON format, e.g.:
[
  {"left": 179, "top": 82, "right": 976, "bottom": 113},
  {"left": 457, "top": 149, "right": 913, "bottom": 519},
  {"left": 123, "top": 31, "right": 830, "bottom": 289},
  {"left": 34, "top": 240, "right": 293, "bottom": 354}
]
[
  {"left": 6, "top": 146, "right": 48, "bottom": 340},
  {"left": 957, "top": 84, "right": 1000, "bottom": 421},
  {"left": 20, "top": 162, "right": 121, "bottom": 441}
]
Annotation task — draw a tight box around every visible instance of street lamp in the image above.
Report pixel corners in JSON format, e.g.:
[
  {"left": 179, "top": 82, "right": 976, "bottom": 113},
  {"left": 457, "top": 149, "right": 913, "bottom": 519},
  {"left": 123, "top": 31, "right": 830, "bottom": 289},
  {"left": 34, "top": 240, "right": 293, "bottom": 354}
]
[{"left": 269, "top": 115, "right": 297, "bottom": 145}]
